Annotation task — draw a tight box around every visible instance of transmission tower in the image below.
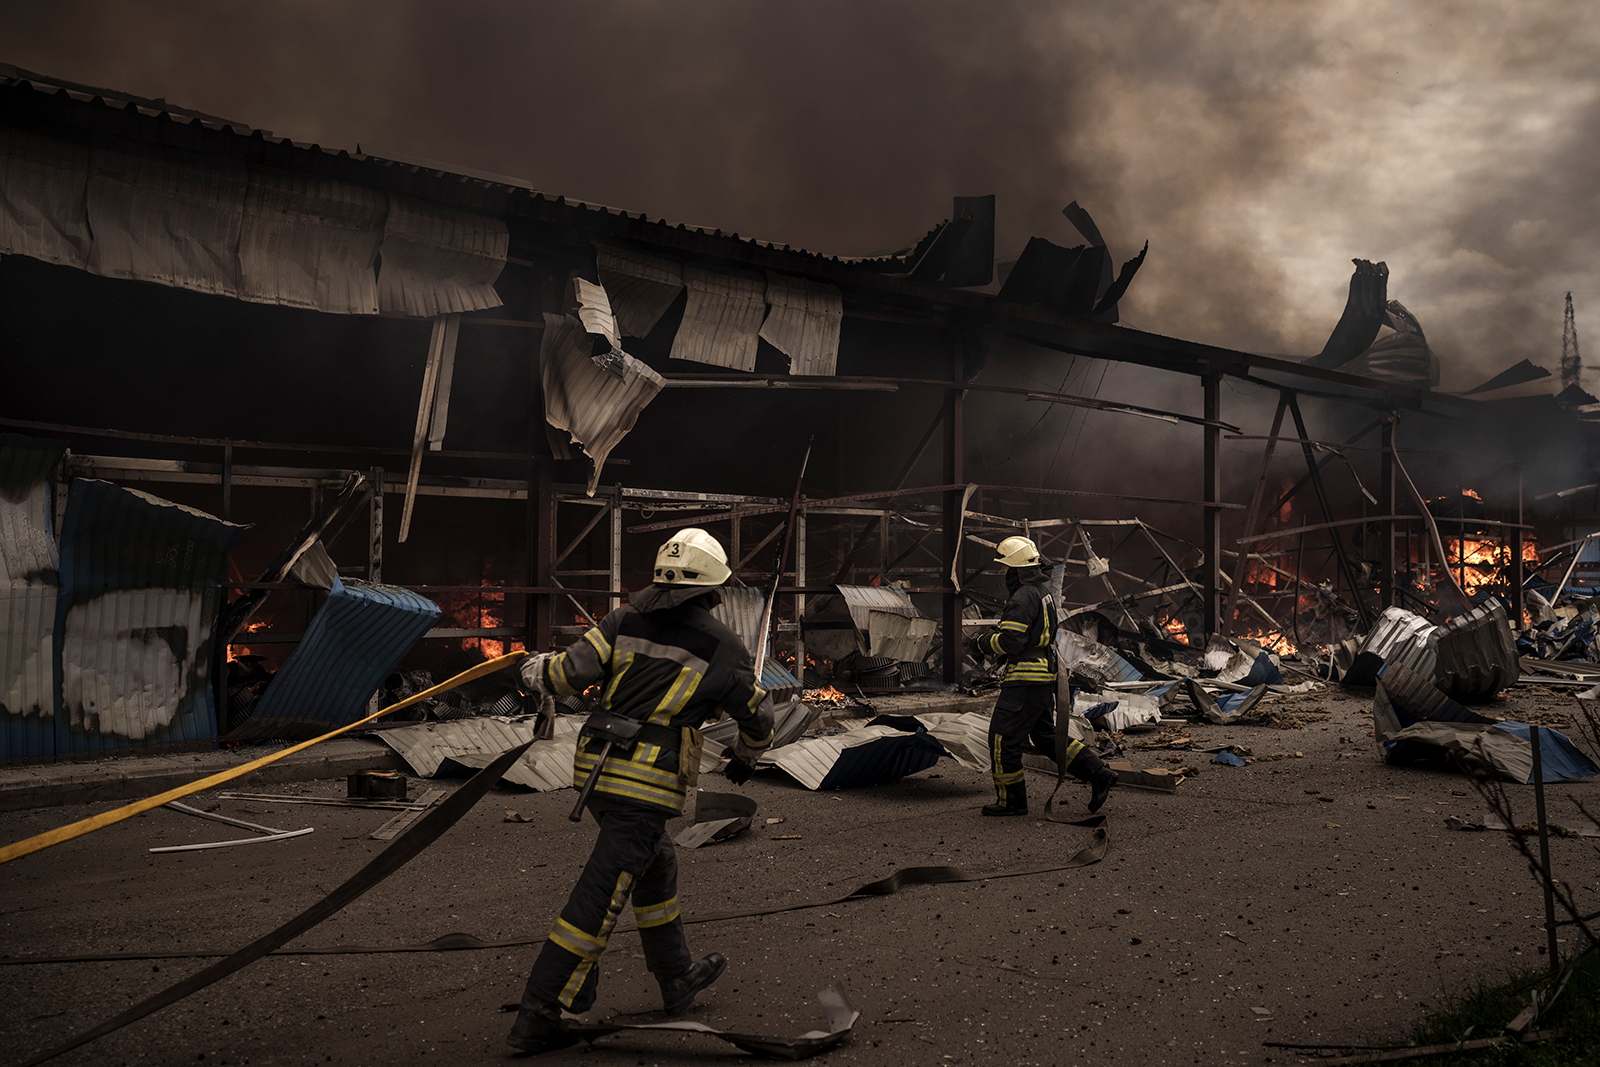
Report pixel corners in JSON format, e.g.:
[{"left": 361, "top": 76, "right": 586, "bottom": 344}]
[{"left": 1562, "top": 291, "right": 1581, "bottom": 389}]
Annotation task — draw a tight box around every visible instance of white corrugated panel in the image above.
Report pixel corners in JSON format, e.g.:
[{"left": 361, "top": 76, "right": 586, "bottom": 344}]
[
  {"left": 669, "top": 265, "right": 767, "bottom": 370},
  {"left": 916, "top": 711, "right": 991, "bottom": 772},
  {"left": 542, "top": 314, "right": 666, "bottom": 495},
  {"left": 0, "top": 471, "right": 59, "bottom": 722},
  {"left": 572, "top": 278, "right": 620, "bottom": 346},
  {"left": 86, "top": 143, "right": 247, "bottom": 297},
  {"left": 866, "top": 611, "right": 937, "bottom": 662},
  {"left": 377, "top": 194, "right": 507, "bottom": 317},
  {"left": 763, "top": 723, "right": 910, "bottom": 789},
  {"left": 709, "top": 585, "right": 766, "bottom": 659},
  {"left": 60, "top": 589, "right": 206, "bottom": 740},
  {"left": 0, "top": 124, "right": 91, "bottom": 268},
  {"left": 1358, "top": 605, "right": 1438, "bottom": 678},
  {"left": 237, "top": 167, "right": 385, "bottom": 313},
  {"left": 380, "top": 717, "right": 580, "bottom": 791},
  {"left": 835, "top": 584, "right": 918, "bottom": 634},
  {"left": 596, "top": 245, "right": 684, "bottom": 339},
  {"left": 759, "top": 272, "right": 842, "bottom": 376}
]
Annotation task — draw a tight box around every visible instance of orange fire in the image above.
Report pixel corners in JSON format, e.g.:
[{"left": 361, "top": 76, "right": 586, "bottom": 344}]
[
  {"left": 1242, "top": 629, "right": 1297, "bottom": 657},
  {"left": 803, "top": 685, "right": 849, "bottom": 705},
  {"left": 435, "top": 580, "right": 508, "bottom": 659}
]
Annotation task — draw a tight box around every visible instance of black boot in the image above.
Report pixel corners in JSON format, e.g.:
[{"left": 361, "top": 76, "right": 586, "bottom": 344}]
[
  {"left": 507, "top": 998, "right": 577, "bottom": 1055},
  {"left": 982, "top": 779, "right": 1028, "bottom": 816},
  {"left": 1068, "top": 749, "right": 1118, "bottom": 813},
  {"left": 659, "top": 952, "right": 727, "bottom": 1015}
]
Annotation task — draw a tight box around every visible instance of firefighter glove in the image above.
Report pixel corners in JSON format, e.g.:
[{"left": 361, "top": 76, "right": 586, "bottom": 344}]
[{"left": 723, "top": 757, "right": 755, "bottom": 785}]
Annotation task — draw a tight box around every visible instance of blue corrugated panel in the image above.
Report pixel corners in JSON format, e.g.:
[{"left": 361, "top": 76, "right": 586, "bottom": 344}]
[
  {"left": 0, "top": 434, "right": 69, "bottom": 760},
  {"left": 51, "top": 478, "right": 242, "bottom": 754},
  {"left": 226, "top": 576, "right": 439, "bottom": 741}
]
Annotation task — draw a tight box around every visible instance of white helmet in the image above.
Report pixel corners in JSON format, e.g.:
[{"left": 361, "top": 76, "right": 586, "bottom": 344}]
[
  {"left": 994, "top": 535, "right": 1041, "bottom": 568},
  {"left": 654, "top": 527, "right": 731, "bottom": 586}
]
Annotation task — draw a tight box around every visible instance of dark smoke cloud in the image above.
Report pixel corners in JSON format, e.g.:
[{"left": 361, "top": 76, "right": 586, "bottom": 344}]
[{"left": 5, "top": 0, "right": 1597, "bottom": 386}]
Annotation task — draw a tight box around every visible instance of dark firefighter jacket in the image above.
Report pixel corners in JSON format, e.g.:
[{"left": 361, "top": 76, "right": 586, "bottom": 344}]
[
  {"left": 528, "top": 583, "right": 773, "bottom": 814},
  {"left": 975, "top": 565, "right": 1058, "bottom": 686}
]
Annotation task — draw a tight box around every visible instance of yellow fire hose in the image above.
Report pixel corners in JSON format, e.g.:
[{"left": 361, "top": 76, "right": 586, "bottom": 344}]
[{"left": 0, "top": 650, "right": 527, "bottom": 866}]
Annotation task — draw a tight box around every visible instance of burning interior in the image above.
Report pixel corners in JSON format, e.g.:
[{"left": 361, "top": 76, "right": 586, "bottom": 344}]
[{"left": 3, "top": 64, "right": 1600, "bottom": 761}]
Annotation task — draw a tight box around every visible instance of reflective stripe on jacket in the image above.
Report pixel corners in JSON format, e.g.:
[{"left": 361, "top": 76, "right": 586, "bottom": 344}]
[
  {"left": 977, "top": 569, "right": 1057, "bottom": 687},
  {"left": 536, "top": 584, "right": 773, "bottom": 814}
]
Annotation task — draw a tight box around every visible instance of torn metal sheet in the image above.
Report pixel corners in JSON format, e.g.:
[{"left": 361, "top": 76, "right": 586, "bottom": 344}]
[
  {"left": 764, "top": 722, "right": 943, "bottom": 790},
  {"left": 1341, "top": 301, "right": 1440, "bottom": 388},
  {"left": 669, "top": 265, "right": 767, "bottom": 371},
  {"left": 1338, "top": 605, "right": 1437, "bottom": 687},
  {"left": 55, "top": 480, "right": 242, "bottom": 751},
  {"left": 1076, "top": 691, "right": 1162, "bottom": 731},
  {"left": 0, "top": 433, "right": 66, "bottom": 759},
  {"left": 996, "top": 235, "right": 1103, "bottom": 316},
  {"left": 380, "top": 717, "right": 581, "bottom": 791},
  {"left": 1433, "top": 597, "right": 1520, "bottom": 702},
  {"left": 758, "top": 272, "right": 842, "bottom": 376},
  {"left": 595, "top": 244, "right": 685, "bottom": 339},
  {"left": 572, "top": 277, "right": 620, "bottom": 347},
  {"left": 674, "top": 790, "right": 757, "bottom": 849},
  {"left": 424, "top": 312, "right": 462, "bottom": 450},
  {"left": 225, "top": 577, "right": 439, "bottom": 741},
  {"left": 570, "top": 984, "right": 858, "bottom": 1060},
  {"left": 709, "top": 585, "right": 766, "bottom": 660},
  {"left": 1461, "top": 357, "right": 1551, "bottom": 396},
  {"left": 541, "top": 314, "right": 666, "bottom": 495},
  {"left": 286, "top": 540, "right": 338, "bottom": 590},
  {"left": 375, "top": 193, "right": 506, "bottom": 316},
  {"left": 1057, "top": 631, "right": 1142, "bottom": 687},
  {"left": 865, "top": 610, "right": 937, "bottom": 663},
  {"left": 1374, "top": 663, "right": 1600, "bottom": 783}
]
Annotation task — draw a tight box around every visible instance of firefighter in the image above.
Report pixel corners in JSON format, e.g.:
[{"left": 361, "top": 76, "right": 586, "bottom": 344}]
[
  {"left": 506, "top": 528, "right": 774, "bottom": 1054},
  {"left": 967, "top": 535, "right": 1117, "bottom": 816}
]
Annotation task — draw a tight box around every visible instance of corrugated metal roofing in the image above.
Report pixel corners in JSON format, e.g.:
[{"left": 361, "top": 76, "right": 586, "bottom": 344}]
[
  {"left": 834, "top": 585, "right": 918, "bottom": 634},
  {"left": 1434, "top": 597, "right": 1520, "bottom": 702},
  {"left": 1357, "top": 606, "right": 1438, "bottom": 679},
  {"left": 759, "top": 272, "right": 842, "bottom": 376},
  {"left": 0, "top": 107, "right": 506, "bottom": 316},
  {"left": 669, "top": 265, "right": 767, "bottom": 370},
  {"left": 595, "top": 245, "right": 685, "bottom": 339},
  {"left": 866, "top": 611, "right": 937, "bottom": 662},
  {"left": 765, "top": 722, "right": 945, "bottom": 790},
  {"left": 380, "top": 717, "right": 579, "bottom": 791},
  {"left": 52, "top": 478, "right": 243, "bottom": 753},
  {"left": 541, "top": 313, "right": 666, "bottom": 496},
  {"left": 709, "top": 586, "right": 766, "bottom": 660},
  {"left": 0, "top": 434, "right": 67, "bottom": 759},
  {"left": 226, "top": 576, "right": 439, "bottom": 741}
]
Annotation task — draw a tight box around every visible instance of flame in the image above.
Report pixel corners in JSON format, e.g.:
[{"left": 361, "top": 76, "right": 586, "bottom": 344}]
[
  {"left": 1242, "top": 628, "right": 1297, "bottom": 656},
  {"left": 803, "top": 685, "right": 849, "bottom": 705},
  {"left": 434, "top": 579, "right": 508, "bottom": 659}
]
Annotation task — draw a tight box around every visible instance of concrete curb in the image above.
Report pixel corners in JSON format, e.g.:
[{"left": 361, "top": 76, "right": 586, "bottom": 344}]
[{"left": 0, "top": 739, "right": 406, "bottom": 812}]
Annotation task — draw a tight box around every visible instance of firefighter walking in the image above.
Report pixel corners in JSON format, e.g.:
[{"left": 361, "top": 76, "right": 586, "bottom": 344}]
[
  {"left": 506, "top": 528, "right": 773, "bottom": 1054},
  {"left": 968, "top": 535, "right": 1118, "bottom": 816}
]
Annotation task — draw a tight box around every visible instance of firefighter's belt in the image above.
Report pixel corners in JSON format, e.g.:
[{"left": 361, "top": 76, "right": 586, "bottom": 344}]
[{"left": 578, "top": 714, "right": 679, "bottom": 753}]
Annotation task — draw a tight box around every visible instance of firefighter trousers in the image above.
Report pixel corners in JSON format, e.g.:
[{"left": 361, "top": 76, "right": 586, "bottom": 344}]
[
  {"left": 521, "top": 795, "right": 694, "bottom": 1013},
  {"left": 988, "top": 683, "right": 1084, "bottom": 806}
]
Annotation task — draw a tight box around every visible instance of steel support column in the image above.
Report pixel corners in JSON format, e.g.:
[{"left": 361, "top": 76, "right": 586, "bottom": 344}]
[
  {"left": 1511, "top": 468, "right": 1525, "bottom": 624},
  {"left": 941, "top": 383, "right": 965, "bottom": 683},
  {"left": 367, "top": 466, "right": 384, "bottom": 584},
  {"left": 1380, "top": 416, "right": 1396, "bottom": 608},
  {"left": 1202, "top": 374, "right": 1223, "bottom": 635}
]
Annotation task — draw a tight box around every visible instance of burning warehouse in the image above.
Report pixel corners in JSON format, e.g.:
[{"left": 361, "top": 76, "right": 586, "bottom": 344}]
[
  {"left": 3, "top": 43, "right": 1600, "bottom": 1067},
  {"left": 3, "top": 61, "right": 1598, "bottom": 760}
]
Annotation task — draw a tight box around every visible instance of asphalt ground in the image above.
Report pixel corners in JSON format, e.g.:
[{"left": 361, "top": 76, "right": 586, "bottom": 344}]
[{"left": 1, "top": 685, "right": 1596, "bottom": 1067}]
